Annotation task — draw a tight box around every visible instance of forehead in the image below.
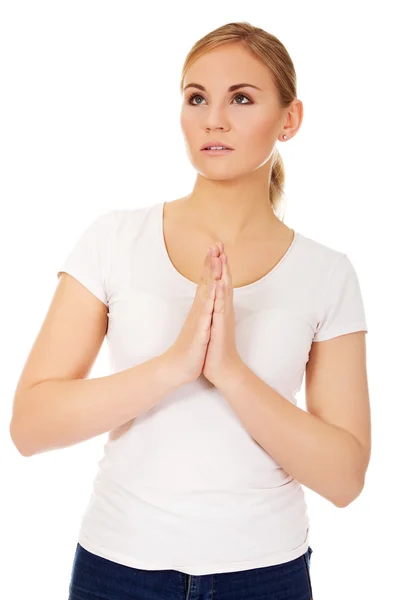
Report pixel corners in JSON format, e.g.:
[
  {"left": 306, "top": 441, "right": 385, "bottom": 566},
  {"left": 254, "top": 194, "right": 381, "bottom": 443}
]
[{"left": 184, "top": 44, "right": 273, "bottom": 90}]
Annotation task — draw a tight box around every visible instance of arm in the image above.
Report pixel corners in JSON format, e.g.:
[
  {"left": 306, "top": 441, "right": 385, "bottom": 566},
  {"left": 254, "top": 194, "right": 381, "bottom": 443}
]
[
  {"left": 10, "top": 351, "right": 181, "bottom": 457},
  {"left": 216, "top": 331, "right": 371, "bottom": 508}
]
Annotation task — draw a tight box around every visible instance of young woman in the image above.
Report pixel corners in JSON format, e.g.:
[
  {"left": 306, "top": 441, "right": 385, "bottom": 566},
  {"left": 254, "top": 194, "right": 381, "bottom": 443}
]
[{"left": 10, "top": 21, "right": 370, "bottom": 600}]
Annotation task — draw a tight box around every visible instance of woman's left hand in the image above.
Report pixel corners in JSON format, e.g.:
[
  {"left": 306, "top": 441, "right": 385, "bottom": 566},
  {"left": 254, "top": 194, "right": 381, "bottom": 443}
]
[{"left": 202, "top": 242, "right": 243, "bottom": 387}]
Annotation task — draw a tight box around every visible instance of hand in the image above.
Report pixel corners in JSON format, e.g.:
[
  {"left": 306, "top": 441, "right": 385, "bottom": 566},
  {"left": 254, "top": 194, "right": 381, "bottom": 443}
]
[
  {"left": 166, "top": 244, "right": 219, "bottom": 386},
  {"left": 202, "top": 242, "right": 243, "bottom": 388}
]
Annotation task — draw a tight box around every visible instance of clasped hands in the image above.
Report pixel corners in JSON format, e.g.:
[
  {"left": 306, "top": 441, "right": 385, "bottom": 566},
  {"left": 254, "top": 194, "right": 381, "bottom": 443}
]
[{"left": 201, "top": 242, "right": 243, "bottom": 387}]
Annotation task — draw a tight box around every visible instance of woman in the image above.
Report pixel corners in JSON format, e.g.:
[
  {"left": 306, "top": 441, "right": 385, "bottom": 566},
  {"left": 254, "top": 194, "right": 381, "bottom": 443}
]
[{"left": 10, "top": 21, "right": 370, "bottom": 600}]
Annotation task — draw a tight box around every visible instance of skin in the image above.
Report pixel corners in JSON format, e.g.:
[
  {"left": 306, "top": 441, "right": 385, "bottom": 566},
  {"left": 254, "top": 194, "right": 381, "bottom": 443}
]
[
  {"left": 177, "top": 47, "right": 370, "bottom": 509},
  {"left": 179, "top": 42, "right": 303, "bottom": 244},
  {"left": 178, "top": 41, "right": 303, "bottom": 384},
  {"left": 202, "top": 240, "right": 239, "bottom": 386}
]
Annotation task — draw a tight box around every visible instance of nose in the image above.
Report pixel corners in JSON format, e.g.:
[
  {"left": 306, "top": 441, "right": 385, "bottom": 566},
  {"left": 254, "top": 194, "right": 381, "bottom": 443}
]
[{"left": 203, "top": 106, "right": 230, "bottom": 132}]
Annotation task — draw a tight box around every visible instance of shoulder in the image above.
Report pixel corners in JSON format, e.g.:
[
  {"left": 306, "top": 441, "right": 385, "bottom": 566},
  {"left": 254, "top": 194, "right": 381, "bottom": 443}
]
[
  {"left": 111, "top": 201, "right": 160, "bottom": 236},
  {"left": 295, "top": 230, "right": 349, "bottom": 276}
]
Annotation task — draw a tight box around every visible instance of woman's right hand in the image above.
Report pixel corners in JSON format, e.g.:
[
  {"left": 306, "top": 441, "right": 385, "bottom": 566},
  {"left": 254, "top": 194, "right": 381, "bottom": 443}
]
[{"left": 165, "top": 245, "right": 220, "bottom": 385}]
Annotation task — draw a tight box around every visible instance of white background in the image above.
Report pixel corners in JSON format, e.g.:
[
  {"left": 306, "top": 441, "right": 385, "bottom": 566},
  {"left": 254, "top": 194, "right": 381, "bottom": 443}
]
[{"left": 1, "top": 1, "right": 397, "bottom": 598}]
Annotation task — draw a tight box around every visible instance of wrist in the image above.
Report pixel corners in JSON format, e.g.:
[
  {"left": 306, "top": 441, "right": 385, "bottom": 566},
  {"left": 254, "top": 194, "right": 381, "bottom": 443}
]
[
  {"left": 157, "top": 350, "right": 187, "bottom": 389},
  {"left": 213, "top": 358, "right": 248, "bottom": 391}
]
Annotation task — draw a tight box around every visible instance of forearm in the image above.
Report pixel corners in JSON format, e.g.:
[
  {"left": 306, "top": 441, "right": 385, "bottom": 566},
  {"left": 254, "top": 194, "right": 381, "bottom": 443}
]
[
  {"left": 10, "top": 352, "right": 181, "bottom": 457},
  {"left": 217, "top": 362, "right": 365, "bottom": 507}
]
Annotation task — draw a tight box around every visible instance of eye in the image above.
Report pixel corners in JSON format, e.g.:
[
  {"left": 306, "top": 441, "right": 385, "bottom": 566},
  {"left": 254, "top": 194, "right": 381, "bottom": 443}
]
[{"left": 187, "top": 92, "right": 252, "bottom": 106}]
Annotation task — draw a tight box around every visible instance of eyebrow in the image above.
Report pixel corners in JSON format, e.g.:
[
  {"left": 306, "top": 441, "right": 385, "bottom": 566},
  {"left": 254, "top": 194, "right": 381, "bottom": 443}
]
[{"left": 183, "top": 82, "right": 262, "bottom": 92}]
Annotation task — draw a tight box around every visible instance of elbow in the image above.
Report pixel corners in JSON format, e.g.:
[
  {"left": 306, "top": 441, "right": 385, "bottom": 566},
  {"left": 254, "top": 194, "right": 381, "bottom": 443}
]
[
  {"left": 333, "top": 476, "right": 365, "bottom": 508},
  {"left": 9, "top": 420, "right": 34, "bottom": 457},
  {"left": 333, "top": 447, "right": 368, "bottom": 508},
  {"left": 333, "top": 496, "right": 354, "bottom": 509}
]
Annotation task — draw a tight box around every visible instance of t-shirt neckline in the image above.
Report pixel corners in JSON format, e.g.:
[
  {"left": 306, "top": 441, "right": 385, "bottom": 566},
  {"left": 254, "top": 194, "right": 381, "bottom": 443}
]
[{"left": 156, "top": 200, "right": 300, "bottom": 293}]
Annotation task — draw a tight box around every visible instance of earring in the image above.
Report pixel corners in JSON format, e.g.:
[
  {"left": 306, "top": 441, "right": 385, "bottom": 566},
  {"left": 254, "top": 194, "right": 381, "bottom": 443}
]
[{"left": 282, "top": 134, "right": 288, "bottom": 140}]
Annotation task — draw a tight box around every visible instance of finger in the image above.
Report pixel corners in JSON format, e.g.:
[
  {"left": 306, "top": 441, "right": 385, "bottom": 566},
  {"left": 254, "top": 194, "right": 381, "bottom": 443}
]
[
  {"left": 212, "top": 255, "right": 223, "bottom": 280},
  {"left": 207, "top": 247, "right": 217, "bottom": 276},
  {"left": 215, "top": 241, "right": 224, "bottom": 255},
  {"left": 213, "top": 279, "right": 225, "bottom": 314},
  {"left": 220, "top": 252, "right": 229, "bottom": 283},
  {"left": 199, "top": 248, "right": 214, "bottom": 301},
  {"left": 210, "top": 255, "right": 219, "bottom": 283},
  {"left": 209, "top": 244, "right": 221, "bottom": 258},
  {"left": 220, "top": 252, "right": 233, "bottom": 302}
]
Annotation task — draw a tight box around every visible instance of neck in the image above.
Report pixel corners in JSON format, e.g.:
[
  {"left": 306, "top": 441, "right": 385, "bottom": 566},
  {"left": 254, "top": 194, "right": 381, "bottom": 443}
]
[{"left": 182, "top": 169, "right": 283, "bottom": 244}]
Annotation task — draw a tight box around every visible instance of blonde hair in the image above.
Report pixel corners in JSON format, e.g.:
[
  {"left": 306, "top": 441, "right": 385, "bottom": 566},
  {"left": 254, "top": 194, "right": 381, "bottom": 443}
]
[{"left": 180, "top": 21, "right": 297, "bottom": 220}]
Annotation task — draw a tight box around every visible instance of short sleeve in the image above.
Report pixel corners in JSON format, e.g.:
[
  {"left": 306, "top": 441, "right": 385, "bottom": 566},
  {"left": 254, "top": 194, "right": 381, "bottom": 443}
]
[
  {"left": 56, "top": 210, "right": 115, "bottom": 307},
  {"left": 313, "top": 254, "right": 368, "bottom": 342}
]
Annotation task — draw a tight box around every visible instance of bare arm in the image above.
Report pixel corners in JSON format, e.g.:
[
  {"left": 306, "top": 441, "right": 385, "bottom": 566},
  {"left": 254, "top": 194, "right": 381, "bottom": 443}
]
[
  {"left": 9, "top": 269, "right": 184, "bottom": 457},
  {"left": 10, "top": 242, "right": 215, "bottom": 458},
  {"left": 10, "top": 351, "right": 181, "bottom": 457},
  {"left": 214, "top": 331, "right": 370, "bottom": 508}
]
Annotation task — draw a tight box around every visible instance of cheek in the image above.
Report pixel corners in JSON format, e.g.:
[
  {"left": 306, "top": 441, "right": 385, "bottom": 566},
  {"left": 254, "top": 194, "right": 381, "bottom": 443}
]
[
  {"left": 236, "top": 104, "right": 276, "bottom": 133},
  {"left": 179, "top": 110, "right": 186, "bottom": 128},
  {"left": 180, "top": 109, "right": 198, "bottom": 132},
  {"left": 241, "top": 114, "right": 275, "bottom": 137},
  {"left": 241, "top": 122, "right": 276, "bottom": 157}
]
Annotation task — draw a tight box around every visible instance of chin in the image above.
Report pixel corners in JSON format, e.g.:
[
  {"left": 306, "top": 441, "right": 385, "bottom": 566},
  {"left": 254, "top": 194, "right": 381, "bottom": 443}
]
[{"left": 196, "top": 169, "right": 242, "bottom": 181}]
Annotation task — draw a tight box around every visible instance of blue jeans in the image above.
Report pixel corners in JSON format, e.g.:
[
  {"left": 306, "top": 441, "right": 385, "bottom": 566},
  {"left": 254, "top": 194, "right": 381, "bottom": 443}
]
[{"left": 68, "top": 543, "right": 314, "bottom": 599}]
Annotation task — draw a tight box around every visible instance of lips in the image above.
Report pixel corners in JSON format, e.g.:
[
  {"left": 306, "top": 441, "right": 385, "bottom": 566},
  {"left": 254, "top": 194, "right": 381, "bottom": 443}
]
[{"left": 201, "top": 141, "right": 234, "bottom": 150}]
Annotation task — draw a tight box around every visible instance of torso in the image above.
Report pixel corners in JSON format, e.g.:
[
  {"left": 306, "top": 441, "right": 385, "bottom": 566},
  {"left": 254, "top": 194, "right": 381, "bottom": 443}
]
[{"left": 162, "top": 197, "right": 296, "bottom": 289}]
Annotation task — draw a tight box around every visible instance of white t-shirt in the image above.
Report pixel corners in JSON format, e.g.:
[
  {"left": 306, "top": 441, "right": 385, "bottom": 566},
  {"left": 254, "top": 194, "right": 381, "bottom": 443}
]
[{"left": 57, "top": 200, "right": 368, "bottom": 575}]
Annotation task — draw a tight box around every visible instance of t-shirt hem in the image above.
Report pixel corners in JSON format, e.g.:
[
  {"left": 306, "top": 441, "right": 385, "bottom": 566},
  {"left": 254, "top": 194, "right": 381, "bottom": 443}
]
[
  {"left": 57, "top": 269, "right": 108, "bottom": 306},
  {"left": 77, "top": 532, "right": 310, "bottom": 576},
  {"left": 313, "top": 321, "right": 368, "bottom": 342}
]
